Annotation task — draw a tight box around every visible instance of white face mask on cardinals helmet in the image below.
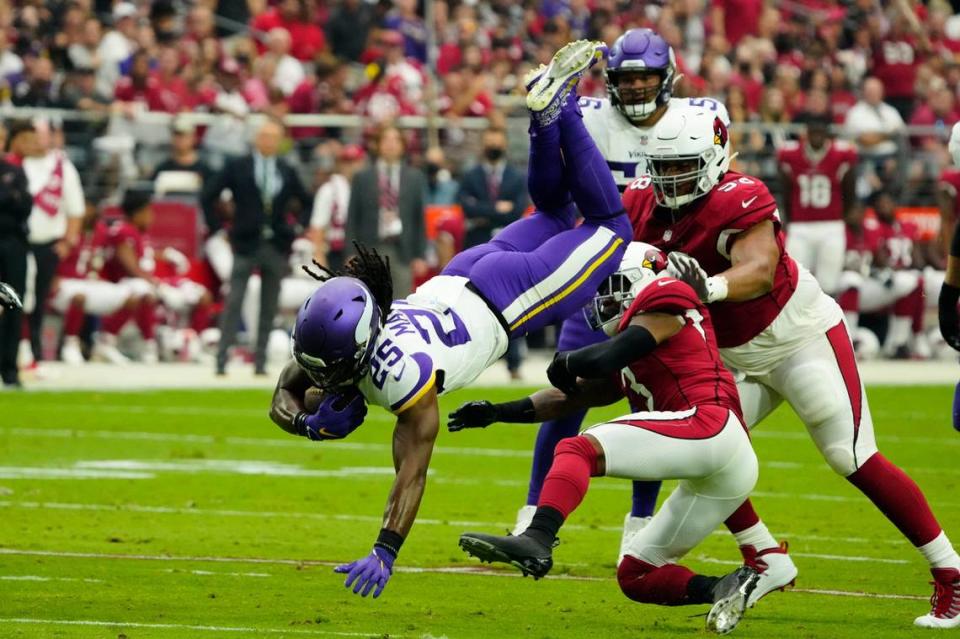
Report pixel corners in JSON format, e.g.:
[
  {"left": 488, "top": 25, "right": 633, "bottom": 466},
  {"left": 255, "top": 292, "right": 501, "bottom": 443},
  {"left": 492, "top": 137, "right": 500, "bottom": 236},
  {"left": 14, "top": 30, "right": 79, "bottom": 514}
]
[
  {"left": 584, "top": 242, "right": 668, "bottom": 337},
  {"left": 644, "top": 105, "right": 731, "bottom": 209}
]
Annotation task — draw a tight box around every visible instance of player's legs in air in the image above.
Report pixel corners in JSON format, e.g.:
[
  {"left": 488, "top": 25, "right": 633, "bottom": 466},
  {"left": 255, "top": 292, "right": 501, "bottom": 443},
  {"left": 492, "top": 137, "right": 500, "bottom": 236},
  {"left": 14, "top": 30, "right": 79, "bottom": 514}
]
[
  {"left": 514, "top": 57, "right": 662, "bottom": 550},
  {"left": 443, "top": 40, "right": 631, "bottom": 337},
  {"left": 461, "top": 406, "right": 761, "bottom": 634}
]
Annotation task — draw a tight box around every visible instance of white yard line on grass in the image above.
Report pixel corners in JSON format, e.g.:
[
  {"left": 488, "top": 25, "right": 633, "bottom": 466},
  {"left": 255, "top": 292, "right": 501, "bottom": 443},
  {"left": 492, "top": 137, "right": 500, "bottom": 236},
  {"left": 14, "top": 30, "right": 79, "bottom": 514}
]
[
  {"left": 0, "top": 575, "right": 103, "bottom": 583},
  {"left": 0, "top": 548, "right": 928, "bottom": 602},
  {"left": 0, "top": 499, "right": 911, "bottom": 547},
  {"left": 0, "top": 546, "right": 918, "bottom": 580},
  {"left": 0, "top": 618, "right": 394, "bottom": 637}
]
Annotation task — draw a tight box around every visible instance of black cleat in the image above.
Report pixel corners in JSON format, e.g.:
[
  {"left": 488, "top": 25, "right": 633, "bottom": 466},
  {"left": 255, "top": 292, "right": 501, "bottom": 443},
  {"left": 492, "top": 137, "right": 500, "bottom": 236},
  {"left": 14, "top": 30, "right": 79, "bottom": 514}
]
[
  {"left": 459, "top": 532, "right": 554, "bottom": 579},
  {"left": 706, "top": 566, "right": 760, "bottom": 635}
]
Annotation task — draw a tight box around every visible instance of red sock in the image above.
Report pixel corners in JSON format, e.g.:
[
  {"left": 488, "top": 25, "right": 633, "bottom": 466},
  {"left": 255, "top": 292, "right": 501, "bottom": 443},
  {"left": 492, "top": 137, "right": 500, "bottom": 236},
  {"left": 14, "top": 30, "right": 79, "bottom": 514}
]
[
  {"left": 101, "top": 308, "right": 131, "bottom": 335},
  {"left": 892, "top": 284, "right": 924, "bottom": 332},
  {"left": 617, "top": 556, "right": 697, "bottom": 606},
  {"left": 837, "top": 287, "right": 859, "bottom": 313},
  {"left": 136, "top": 299, "right": 157, "bottom": 340},
  {"left": 190, "top": 303, "right": 212, "bottom": 333},
  {"left": 724, "top": 499, "right": 760, "bottom": 534},
  {"left": 847, "top": 453, "right": 942, "bottom": 547},
  {"left": 63, "top": 301, "right": 85, "bottom": 336},
  {"left": 536, "top": 436, "right": 599, "bottom": 518},
  {"left": 20, "top": 315, "right": 30, "bottom": 339}
]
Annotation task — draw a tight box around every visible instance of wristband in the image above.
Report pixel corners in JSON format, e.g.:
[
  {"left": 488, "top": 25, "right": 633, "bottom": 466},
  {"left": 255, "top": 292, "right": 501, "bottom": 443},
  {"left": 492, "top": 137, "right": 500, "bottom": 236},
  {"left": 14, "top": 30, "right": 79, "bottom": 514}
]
[
  {"left": 705, "top": 276, "right": 729, "bottom": 303},
  {"left": 374, "top": 528, "right": 404, "bottom": 558},
  {"left": 494, "top": 397, "right": 537, "bottom": 423},
  {"left": 293, "top": 411, "right": 308, "bottom": 437}
]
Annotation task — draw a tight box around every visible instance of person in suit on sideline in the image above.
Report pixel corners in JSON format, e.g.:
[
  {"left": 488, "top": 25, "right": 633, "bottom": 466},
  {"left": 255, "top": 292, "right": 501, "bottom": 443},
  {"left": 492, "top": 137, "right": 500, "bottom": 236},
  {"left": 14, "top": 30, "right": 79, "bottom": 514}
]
[
  {"left": 202, "top": 117, "right": 312, "bottom": 375},
  {"left": 345, "top": 125, "right": 427, "bottom": 296}
]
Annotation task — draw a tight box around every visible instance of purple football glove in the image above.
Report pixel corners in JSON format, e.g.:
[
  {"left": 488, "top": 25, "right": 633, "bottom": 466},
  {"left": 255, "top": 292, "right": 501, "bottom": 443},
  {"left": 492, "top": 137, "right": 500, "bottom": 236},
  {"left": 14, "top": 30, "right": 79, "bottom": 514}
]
[
  {"left": 334, "top": 547, "right": 395, "bottom": 598},
  {"left": 302, "top": 390, "right": 368, "bottom": 441},
  {"left": 953, "top": 380, "right": 960, "bottom": 432}
]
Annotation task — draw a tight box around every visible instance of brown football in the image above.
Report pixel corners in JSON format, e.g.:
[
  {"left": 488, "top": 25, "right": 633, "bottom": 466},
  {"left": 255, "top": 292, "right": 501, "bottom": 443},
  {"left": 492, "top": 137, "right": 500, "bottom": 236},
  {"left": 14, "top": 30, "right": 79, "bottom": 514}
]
[{"left": 304, "top": 387, "right": 325, "bottom": 413}]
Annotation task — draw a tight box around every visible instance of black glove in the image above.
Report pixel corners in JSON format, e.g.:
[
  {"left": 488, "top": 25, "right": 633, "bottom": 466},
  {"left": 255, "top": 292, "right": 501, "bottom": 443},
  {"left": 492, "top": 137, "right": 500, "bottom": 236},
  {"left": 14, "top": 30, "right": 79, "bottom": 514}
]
[
  {"left": 547, "top": 351, "right": 578, "bottom": 395},
  {"left": 940, "top": 283, "right": 960, "bottom": 352},
  {"left": 448, "top": 401, "right": 499, "bottom": 432}
]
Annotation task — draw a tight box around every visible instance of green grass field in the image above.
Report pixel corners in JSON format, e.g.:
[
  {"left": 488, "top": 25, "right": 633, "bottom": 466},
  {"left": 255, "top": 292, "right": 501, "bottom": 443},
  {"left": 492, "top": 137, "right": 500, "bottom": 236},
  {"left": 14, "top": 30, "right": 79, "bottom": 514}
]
[{"left": 1, "top": 385, "right": 959, "bottom": 639}]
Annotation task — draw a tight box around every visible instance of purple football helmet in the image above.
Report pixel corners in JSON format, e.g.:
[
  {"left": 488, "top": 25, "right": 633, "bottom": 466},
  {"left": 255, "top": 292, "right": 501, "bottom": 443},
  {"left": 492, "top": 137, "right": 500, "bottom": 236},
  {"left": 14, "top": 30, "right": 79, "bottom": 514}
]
[
  {"left": 605, "top": 28, "right": 677, "bottom": 123},
  {"left": 292, "top": 277, "right": 383, "bottom": 390}
]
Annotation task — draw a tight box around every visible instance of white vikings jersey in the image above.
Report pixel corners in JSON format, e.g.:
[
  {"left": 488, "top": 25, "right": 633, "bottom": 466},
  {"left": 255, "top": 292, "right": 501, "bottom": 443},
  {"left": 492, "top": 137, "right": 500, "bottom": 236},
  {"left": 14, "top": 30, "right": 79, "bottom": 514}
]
[
  {"left": 358, "top": 276, "right": 508, "bottom": 414},
  {"left": 580, "top": 96, "right": 731, "bottom": 190}
]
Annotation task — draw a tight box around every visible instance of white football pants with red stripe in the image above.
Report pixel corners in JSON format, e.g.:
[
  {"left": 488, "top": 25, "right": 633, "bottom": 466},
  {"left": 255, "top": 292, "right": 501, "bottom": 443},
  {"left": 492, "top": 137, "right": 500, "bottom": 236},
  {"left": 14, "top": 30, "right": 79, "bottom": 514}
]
[
  {"left": 722, "top": 268, "right": 878, "bottom": 476},
  {"left": 586, "top": 406, "right": 757, "bottom": 566}
]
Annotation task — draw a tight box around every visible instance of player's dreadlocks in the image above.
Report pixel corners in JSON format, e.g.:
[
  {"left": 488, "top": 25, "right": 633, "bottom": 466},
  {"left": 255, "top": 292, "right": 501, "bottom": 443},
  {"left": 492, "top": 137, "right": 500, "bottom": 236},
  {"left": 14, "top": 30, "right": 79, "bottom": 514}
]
[{"left": 302, "top": 241, "right": 393, "bottom": 322}]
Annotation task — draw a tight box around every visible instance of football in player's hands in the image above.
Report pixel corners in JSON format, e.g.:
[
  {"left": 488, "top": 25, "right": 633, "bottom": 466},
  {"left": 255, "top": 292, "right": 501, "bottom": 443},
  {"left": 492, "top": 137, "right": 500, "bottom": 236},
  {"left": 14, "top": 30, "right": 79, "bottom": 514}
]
[
  {"left": 547, "top": 352, "right": 579, "bottom": 396},
  {"left": 448, "top": 401, "right": 498, "bottom": 431},
  {"left": 302, "top": 387, "right": 367, "bottom": 441}
]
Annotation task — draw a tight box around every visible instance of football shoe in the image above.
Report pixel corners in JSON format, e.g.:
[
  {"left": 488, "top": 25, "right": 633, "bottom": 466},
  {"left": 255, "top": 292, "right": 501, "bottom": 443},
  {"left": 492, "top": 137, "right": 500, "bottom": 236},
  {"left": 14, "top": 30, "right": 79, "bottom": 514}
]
[
  {"left": 459, "top": 532, "right": 553, "bottom": 579},
  {"left": 61, "top": 336, "right": 85, "bottom": 366},
  {"left": 526, "top": 40, "right": 607, "bottom": 126},
  {"left": 915, "top": 567, "right": 960, "bottom": 628},
  {"left": 706, "top": 566, "right": 760, "bottom": 635},
  {"left": 740, "top": 541, "right": 797, "bottom": 607},
  {"left": 91, "top": 333, "right": 130, "bottom": 365}
]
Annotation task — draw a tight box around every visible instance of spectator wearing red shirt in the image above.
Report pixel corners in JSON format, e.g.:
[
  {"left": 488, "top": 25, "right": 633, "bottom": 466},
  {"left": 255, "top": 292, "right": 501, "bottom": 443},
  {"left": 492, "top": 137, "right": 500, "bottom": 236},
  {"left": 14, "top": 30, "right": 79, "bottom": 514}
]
[
  {"left": 710, "top": 0, "right": 764, "bottom": 47},
  {"left": 147, "top": 46, "right": 193, "bottom": 113},
  {"left": 250, "top": 0, "right": 325, "bottom": 62},
  {"left": 113, "top": 50, "right": 156, "bottom": 106},
  {"left": 287, "top": 56, "right": 352, "bottom": 140},
  {"left": 871, "top": 12, "right": 931, "bottom": 121}
]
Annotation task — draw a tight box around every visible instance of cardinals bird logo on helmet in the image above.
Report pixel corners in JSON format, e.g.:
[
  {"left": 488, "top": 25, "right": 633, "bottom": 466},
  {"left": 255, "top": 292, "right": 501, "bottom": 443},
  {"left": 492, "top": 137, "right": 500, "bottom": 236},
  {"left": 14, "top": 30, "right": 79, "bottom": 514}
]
[{"left": 585, "top": 242, "right": 667, "bottom": 336}]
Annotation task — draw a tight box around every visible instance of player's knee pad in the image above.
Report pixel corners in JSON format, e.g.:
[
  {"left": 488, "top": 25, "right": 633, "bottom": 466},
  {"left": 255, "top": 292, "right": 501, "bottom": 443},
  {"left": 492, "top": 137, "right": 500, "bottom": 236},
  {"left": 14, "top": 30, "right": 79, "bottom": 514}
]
[{"left": 820, "top": 442, "right": 858, "bottom": 476}]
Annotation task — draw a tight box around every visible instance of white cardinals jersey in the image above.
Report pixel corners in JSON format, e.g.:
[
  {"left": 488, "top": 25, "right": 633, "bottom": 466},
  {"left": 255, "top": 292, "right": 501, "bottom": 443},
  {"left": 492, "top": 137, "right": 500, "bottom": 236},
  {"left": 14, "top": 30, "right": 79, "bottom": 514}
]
[
  {"left": 580, "top": 96, "right": 731, "bottom": 190},
  {"left": 357, "top": 276, "right": 508, "bottom": 414}
]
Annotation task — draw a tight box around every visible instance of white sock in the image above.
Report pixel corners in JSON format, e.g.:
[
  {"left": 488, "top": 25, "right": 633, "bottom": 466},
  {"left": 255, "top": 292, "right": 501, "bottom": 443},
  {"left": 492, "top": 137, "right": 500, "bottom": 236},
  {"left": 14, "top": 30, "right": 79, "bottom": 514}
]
[
  {"left": 919, "top": 531, "right": 960, "bottom": 570},
  {"left": 844, "top": 311, "right": 859, "bottom": 330},
  {"left": 733, "top": 521, "right": 779, "bottom": 552},
  {"left": 885, "top": 316, "right": 912, "bottom": 352}
]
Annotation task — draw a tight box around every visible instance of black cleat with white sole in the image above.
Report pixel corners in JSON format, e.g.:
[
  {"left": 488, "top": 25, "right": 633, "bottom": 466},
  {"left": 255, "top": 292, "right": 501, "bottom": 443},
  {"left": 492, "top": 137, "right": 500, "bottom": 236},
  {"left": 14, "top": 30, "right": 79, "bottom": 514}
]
[
  {"left": 706, "top": 566, "right": 760, "bottom": 635},
  {"left": 459, "top": 532, "right": 554, "bottom": 579}
]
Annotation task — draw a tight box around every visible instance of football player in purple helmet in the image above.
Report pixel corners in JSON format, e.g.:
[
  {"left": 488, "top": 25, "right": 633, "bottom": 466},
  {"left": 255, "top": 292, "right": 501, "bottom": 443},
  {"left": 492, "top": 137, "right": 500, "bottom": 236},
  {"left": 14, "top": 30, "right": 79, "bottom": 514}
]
[
  {"left": 269, "top": 39, "right": 633, "bottom": 600},
  {"left": 605, "top": 28, "right": 677, "bottom": 124}
]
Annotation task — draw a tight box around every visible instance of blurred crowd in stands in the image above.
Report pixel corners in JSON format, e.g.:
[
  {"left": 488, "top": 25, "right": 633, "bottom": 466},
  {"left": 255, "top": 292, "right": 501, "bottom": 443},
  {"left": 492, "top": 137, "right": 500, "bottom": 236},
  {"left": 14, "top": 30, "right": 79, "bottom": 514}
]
[{"left": 3, "top": 0, "right": 960, "bottom": 385}]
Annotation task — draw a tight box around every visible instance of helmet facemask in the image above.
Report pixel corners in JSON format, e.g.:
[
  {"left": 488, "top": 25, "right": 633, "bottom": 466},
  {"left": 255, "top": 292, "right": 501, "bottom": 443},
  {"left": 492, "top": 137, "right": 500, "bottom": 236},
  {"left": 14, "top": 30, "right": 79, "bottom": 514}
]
[
  {"left": 584, "top": 244, "right": 665, "bottom": 336},
  {"left": 606, "top": 68, "right": 670, "bottom": 122},
  {"left": 648, "top": 153, "right": 716, "bottom": 209},
  {"left": 292, "top": 281, "right": 382, "bottom": 391}
]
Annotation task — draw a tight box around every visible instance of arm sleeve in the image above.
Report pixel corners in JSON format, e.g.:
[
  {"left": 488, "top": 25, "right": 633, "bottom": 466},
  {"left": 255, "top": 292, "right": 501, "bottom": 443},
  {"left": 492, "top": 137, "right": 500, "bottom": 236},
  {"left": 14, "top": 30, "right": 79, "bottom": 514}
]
[{"left": 565, "top": 325, "right": 657, "bottom": 379}]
